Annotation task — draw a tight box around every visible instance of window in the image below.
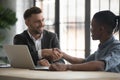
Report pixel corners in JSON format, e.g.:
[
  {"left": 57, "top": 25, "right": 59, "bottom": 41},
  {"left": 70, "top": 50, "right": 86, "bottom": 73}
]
[
  {"left": 35, "top": 0, "right": 85, "bottom": 58},
  {"left": 35, "top": 0, "right": 120, "bottom": 58},
  {"left": 35, "top": 0, "right": 55, "bottom": 32},
  {"left": 60, "top": 0, "right": 85, "bottom": 58}
]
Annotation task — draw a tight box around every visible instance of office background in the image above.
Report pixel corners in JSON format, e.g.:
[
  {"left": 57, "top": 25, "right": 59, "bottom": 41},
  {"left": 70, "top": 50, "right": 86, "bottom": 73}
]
[{"left": 0, "top": 0, "right": 120, "bottom": 64}]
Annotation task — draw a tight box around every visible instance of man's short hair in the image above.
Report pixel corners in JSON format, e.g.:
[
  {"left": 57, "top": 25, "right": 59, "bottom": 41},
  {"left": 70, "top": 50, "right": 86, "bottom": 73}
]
[{"left": 23, "top": 7, "right": 42, "bottom": 20}]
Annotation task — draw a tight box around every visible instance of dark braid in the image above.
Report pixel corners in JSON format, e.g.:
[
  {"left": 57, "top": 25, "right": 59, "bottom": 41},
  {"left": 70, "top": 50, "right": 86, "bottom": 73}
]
[{"left": 114, "top": 16, "right": 120, "bottom": 33}]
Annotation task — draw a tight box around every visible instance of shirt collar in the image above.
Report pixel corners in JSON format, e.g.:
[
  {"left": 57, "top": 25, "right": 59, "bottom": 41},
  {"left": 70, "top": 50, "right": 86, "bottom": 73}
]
[
  {"left": 98, "top": 36, "right": 115, "bottom": 50},
  {"left": 27, "top": 30, "right": 43, "bottom": 41}
]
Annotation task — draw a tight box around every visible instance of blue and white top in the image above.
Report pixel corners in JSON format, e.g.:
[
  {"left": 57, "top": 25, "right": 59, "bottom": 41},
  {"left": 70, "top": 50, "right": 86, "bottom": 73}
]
[{"left": 85, "top": 36, "right": 120, "bottom": 73}]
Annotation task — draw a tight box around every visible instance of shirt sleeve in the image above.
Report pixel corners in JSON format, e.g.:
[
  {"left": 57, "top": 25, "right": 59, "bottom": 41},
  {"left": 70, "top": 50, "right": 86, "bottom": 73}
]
[
  {"left": 100, "top": 45, "right": 120, "bottom": 71},
  {"left": 84, "top": 52, "right": 96, "bottom": 62}
]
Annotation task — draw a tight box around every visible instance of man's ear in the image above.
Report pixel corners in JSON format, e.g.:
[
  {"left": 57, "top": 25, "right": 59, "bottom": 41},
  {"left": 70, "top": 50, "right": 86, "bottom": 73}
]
[{"left": 25, "top": 19, "right": 29, "bottom": 26}]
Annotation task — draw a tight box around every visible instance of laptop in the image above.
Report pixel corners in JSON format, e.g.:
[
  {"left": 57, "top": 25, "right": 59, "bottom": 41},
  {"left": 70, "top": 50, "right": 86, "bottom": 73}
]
[{"left": 3, "top": 45, "right": 49, "bottom": 70}]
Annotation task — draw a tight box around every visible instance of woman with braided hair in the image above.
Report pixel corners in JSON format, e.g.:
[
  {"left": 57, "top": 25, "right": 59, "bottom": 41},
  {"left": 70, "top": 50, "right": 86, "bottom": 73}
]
[{"left": 49, "top": 10, "right": 120, "bottom": 73}]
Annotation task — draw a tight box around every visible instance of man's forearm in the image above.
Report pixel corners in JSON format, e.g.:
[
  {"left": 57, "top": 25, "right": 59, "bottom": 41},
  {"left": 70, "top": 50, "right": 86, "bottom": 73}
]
[{"left": 41, "top": 49, "right": 52, "bottom": 57}]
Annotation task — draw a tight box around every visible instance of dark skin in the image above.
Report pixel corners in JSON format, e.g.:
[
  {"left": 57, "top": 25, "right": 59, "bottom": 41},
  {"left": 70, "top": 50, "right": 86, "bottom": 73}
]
[{"left": 49, "top": 18, "right": 113, "bottom": 71}]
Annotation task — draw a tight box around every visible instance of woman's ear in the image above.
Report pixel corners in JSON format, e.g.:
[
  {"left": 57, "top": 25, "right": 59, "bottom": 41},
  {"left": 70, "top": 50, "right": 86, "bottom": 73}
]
[{"left": 100, "top": 26, "right": 105, "bottom": 32}]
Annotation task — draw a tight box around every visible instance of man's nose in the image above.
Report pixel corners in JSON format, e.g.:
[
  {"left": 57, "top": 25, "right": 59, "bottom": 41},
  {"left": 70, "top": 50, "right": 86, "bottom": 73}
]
[{"left": 39, "top": 21, "right": 44, "bottom": 27}]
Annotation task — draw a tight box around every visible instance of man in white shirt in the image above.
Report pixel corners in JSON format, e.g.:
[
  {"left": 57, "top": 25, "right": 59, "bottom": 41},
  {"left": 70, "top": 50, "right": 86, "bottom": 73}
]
[{"left": 14, "top": 7, "right": 64, "bottom": 66}]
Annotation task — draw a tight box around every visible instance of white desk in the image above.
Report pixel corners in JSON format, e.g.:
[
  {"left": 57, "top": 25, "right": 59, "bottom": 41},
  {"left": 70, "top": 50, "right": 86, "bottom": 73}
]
[{"left": 0, "top": 68, "right": 120, "bottom": 80}]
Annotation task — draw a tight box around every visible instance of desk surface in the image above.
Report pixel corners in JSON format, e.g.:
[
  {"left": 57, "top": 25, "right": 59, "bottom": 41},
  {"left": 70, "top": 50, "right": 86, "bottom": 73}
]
[{"left": 0, "top": 68, "right": 120, "bottom": 80}]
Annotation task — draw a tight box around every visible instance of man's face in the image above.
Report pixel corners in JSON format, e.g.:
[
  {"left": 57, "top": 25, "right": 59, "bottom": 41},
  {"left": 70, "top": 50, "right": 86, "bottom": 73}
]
[
  {"left": 91, "top": 19, "right": 102, "bottom": 40},
  {"left": 26, "top": 13, "right": 45, "bottom": 34}
]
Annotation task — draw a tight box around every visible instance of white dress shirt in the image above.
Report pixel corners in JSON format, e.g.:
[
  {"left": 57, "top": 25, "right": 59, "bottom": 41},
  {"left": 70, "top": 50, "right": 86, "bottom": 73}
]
[{"left": 27, "top": 30, "right": 43, "bottom": 59}]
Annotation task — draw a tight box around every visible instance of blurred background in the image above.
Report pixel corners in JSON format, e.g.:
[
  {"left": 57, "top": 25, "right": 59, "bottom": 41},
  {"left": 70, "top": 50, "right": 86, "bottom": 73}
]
[{"left": 0, "top": 0, "right": 120, "bottom": 64}]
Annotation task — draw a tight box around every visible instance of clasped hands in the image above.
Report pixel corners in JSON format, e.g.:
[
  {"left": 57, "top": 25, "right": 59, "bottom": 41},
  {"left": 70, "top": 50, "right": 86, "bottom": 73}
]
[{"left": 38, "top": 48, "right": 63, "bottom": 66}]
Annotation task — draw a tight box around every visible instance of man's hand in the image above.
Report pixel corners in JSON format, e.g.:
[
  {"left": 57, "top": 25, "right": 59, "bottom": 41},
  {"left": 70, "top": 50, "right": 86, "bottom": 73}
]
[
  {"left": 41, "top": 49, "right": 53, "bottom": 57},
  {"left": 49, "top": 63, "right": 67, "bottom": 71},
  {"left": 52, "top": 48, "right": 63, "bottom": 61},
  {"left": 38, "top": 59, "right": 50, "bottom": 66},
  {"left": 41, "top": 49, "right": 63, "bottom": 61}
]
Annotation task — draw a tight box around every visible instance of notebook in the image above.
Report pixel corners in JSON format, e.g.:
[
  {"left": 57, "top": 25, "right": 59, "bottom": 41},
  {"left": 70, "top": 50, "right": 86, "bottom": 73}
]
[{"left": 3, "top": 45, "right": 49, "bottom": 70}]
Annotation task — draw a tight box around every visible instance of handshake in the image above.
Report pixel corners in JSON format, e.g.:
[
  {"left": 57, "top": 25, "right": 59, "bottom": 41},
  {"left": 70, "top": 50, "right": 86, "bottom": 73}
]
[{"left": 38, "top": 48, "right": 64, "bottom": 66}]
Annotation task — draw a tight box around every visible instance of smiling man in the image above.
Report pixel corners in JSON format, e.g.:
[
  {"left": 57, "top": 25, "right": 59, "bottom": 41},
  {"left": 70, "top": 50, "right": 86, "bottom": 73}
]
[{"left": 13, "top": 7, "right": 64, "bottom": 66}]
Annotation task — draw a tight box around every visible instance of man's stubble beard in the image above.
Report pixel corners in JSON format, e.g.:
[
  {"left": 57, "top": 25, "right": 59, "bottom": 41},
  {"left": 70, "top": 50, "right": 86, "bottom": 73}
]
[{"left": 30, "top": 25, "right": 43, "bottom": 34}]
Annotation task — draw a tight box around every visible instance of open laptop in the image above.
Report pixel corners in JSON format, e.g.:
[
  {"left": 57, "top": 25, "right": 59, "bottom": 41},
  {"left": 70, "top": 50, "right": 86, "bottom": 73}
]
[{"left": 3, "top": 45, "right": 49, "bottom": 70}]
